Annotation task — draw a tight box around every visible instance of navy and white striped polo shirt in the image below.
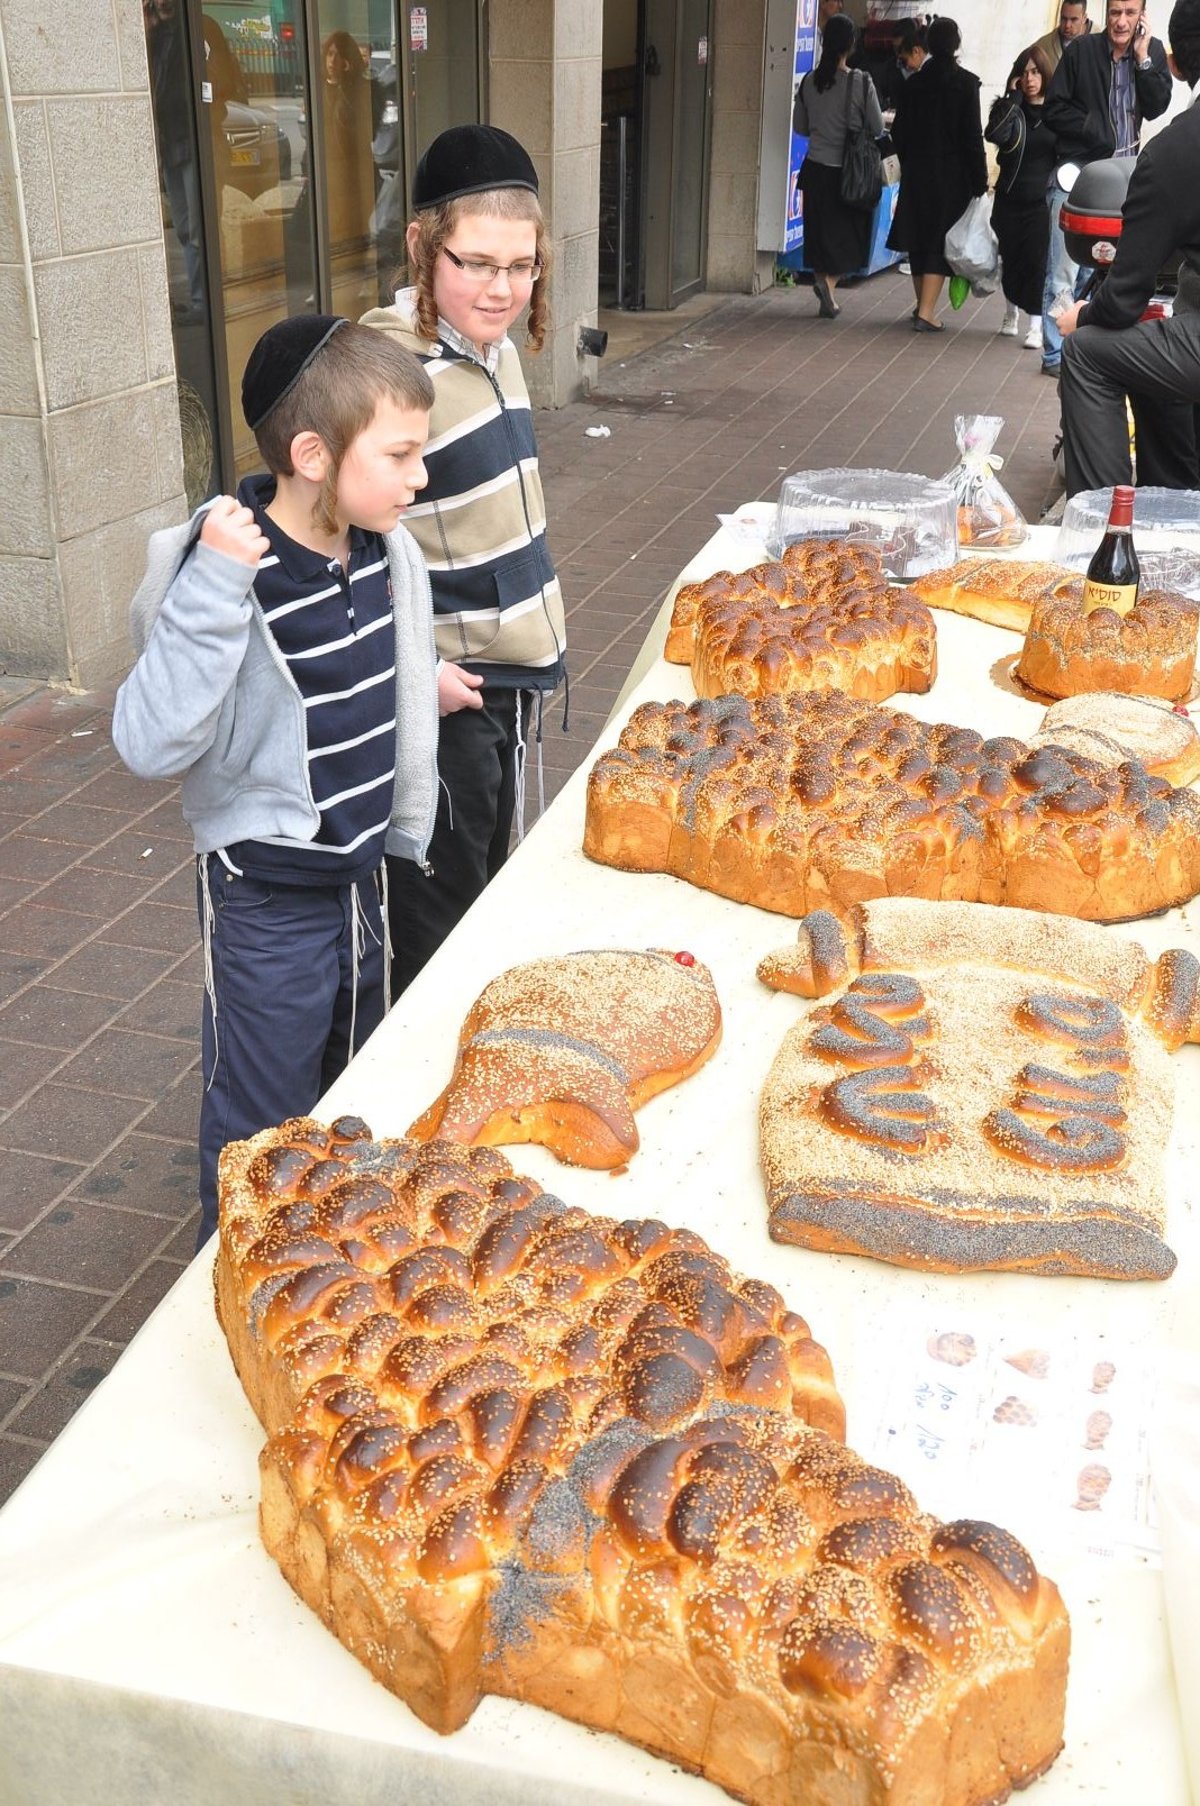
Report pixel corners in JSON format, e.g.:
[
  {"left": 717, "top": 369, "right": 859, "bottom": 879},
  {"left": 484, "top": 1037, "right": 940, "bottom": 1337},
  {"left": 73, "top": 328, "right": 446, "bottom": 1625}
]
[{"left": 222, "top": 474, "right": 397, "bottom": 886}]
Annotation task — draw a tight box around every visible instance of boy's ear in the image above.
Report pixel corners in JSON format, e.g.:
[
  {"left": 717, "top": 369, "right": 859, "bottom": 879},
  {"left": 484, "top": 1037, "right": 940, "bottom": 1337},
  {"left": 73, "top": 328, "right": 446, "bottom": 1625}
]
[
  {"left": 288, "top": 429, "right": 330, "bottom": 483},
  {"left": 405, "top": 219, "right": 422, "bottom": 261}
]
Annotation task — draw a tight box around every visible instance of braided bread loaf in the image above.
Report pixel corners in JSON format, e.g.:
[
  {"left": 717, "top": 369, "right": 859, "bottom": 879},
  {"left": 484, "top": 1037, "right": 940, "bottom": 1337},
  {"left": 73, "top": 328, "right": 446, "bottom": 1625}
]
[
  {"left": 216, "top": 1119, "right": 1069, "bottom": 1806},
  {"left": 667, "top": 540, "right": 936, "bottom": 703},
  {"left": 583, "top": 691, "right": 1200, "bottom": 922},
  {"left": 911, "top": 560, "right": 1082, "bottom": 633},
  {"left": 1016, "top": 587, "right": 1199, "bottom": 703},
  {"left": 408, "top": 948, "right": 722, "bottom": 1168}
]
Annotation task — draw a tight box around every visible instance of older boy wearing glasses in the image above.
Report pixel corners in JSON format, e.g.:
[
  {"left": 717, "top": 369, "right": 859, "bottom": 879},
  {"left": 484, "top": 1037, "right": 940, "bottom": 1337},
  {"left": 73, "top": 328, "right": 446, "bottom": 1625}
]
[{"left": 362, "top": 126, "right": 566, "bottom": 994}]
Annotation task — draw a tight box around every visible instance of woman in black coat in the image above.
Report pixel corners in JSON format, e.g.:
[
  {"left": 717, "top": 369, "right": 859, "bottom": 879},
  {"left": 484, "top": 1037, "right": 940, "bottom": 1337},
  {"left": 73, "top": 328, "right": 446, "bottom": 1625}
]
[
  {"left": 887, "top": 16, "right": 988, "bottom": 331},
  {"left": 986, "top": 43, "right": 1059, "bottom": 351}
]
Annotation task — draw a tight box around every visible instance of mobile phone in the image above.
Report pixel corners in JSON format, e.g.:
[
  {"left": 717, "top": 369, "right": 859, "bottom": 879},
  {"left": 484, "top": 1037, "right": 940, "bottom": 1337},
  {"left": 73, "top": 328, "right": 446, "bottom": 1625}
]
[{"left": 1135, "top": 12, "right": 1147, "bottom": 40}]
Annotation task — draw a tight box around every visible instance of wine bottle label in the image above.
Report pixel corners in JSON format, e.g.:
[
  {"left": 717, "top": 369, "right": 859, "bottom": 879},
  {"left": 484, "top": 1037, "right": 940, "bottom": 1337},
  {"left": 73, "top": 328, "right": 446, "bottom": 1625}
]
[{"left": 1082, "top": 578, "right": 1137, "bottom": 617}]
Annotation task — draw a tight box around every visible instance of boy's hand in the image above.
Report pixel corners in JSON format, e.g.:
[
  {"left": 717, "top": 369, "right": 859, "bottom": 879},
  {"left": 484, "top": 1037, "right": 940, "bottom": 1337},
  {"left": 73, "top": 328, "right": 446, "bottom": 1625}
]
[
  {"left": 437, "top": 662, "right": 486, "bottom": 716},
  {"left": 200, "top": 496, "right": 270, "bottom": 568}
]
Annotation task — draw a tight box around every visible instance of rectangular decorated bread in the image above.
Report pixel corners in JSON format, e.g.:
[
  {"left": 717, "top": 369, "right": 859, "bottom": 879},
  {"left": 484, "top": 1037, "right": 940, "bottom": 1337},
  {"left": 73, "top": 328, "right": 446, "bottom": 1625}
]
[
  {"left": 758, "top": 901, "right": 1198, "bottom": 1279},
  {"left": 215, "top": 1117, "right": 1069, "bottom": 1806}
]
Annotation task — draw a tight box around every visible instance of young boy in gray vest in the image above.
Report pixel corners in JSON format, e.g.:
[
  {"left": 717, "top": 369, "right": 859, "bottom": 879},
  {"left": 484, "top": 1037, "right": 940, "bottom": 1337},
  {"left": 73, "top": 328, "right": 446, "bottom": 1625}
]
[{"left": 113, "top": 317, "right": 438, "bottom": 1247}]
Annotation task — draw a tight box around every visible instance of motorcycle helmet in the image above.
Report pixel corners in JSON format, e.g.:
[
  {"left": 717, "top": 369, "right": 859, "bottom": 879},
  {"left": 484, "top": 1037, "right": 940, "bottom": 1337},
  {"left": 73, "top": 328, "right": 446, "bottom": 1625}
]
[{"left": 1061, "top": 158, "right": 1133, "bottom": 269}]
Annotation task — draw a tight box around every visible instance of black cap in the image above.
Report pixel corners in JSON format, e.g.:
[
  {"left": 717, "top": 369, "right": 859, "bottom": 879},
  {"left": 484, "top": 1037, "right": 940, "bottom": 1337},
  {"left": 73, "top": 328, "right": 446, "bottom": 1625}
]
[
  {"left": 242, "top": 314, "right": 348, "bottom": 432},
  {"left": 411, "top": 125, "right": 538, "bottom": 212}
]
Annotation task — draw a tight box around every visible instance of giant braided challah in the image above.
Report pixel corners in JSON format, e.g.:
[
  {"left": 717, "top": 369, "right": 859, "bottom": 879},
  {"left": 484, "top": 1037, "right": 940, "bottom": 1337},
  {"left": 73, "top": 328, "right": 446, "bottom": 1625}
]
[
  {"left": 216, "top": 1119, "right": 1069, "bottom": 1806},
  {"left": 583, "top": 690, "right": 1200, "bottom": 921}
]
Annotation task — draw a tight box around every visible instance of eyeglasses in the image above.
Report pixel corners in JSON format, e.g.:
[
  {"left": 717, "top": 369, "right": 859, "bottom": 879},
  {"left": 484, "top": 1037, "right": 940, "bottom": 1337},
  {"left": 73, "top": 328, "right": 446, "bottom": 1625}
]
[{"left": 442, "top": 248, "right": 542, "bottom": 284}]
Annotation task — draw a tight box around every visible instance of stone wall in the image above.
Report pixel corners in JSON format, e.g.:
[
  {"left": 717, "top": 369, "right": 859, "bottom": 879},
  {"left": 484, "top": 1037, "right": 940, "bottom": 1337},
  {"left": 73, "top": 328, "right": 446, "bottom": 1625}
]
[
  {"left": 0, "top": 0, "right": 185, "bottom": 687},
  {"left": 489, "top": 0, "right": 602, "bottom": 406}
]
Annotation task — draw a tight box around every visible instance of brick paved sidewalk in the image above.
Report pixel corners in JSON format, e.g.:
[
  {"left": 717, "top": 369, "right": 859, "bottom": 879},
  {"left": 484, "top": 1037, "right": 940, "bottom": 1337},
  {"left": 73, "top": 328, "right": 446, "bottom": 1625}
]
[{"left": 0, "top": 274, "right": 1063, "bottom": 1503}]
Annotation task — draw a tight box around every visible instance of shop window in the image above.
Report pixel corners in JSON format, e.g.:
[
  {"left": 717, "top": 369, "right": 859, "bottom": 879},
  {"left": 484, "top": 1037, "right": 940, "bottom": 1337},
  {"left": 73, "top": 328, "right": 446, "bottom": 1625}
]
[
  {"left": 145, "top": 3, "right": 482, "bottom": 494},
  {"left": 202, "top": 2, "right": 317, "bottom": 476}
]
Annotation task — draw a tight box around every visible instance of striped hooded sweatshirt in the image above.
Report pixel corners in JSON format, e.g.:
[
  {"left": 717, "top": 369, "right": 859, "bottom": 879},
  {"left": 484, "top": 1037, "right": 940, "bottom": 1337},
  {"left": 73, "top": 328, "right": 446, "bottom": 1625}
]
[{"left": 359, "top": 291, "right": 566, "bottom": 693}]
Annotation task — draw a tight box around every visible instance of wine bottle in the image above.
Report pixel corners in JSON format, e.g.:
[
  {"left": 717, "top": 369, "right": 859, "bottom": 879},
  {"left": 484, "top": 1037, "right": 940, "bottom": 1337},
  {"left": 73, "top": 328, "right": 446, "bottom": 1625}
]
[{"left": 1082, "top": 486, "right": 1139, "bottom": 616}]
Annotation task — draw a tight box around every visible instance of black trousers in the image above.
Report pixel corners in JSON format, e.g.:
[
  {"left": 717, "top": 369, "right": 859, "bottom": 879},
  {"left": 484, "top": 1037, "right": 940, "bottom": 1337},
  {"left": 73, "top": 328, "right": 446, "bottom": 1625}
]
[
  {"left": 386, "top": 686, "right": 532, "bottom": 994},
  {"left": 1061, "top": 311, "right": 1200, "bottom": 496}
]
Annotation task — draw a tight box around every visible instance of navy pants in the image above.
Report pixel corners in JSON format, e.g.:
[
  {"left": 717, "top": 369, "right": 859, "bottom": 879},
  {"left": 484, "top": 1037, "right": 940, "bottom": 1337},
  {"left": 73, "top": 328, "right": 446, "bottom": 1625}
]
[
  {"left": 386, "top": 687, "right": 531, "bottom": 994},
  {"left": 195, "top": 862, "right": 386, "bottom": 1247}
]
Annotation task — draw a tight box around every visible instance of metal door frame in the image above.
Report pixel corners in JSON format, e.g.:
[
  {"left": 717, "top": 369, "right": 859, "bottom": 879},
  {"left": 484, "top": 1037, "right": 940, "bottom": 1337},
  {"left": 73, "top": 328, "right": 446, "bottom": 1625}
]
[
  {"left": 640, "top": 0, "right": 713, "bottom": 311},
  {"left": 186, "top": 0, "right": 235, "bottom": 487}
]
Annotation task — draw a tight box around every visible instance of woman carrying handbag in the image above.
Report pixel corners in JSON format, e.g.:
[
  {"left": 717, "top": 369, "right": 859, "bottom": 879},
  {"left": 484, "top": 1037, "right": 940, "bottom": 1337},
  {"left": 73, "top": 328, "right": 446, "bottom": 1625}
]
[{"left": 793, "top": 14, "right": 884, "bottom": 319}]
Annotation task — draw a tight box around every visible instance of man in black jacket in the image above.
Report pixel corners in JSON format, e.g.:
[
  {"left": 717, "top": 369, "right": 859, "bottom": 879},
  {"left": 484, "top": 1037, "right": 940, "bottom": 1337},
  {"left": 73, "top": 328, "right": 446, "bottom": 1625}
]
[
  {"left": 1058, "top": 0, "right": 1200, "bottom": 493},
  {"left": 1040, "top": 1, "right": 1172, "bottom": 373}
]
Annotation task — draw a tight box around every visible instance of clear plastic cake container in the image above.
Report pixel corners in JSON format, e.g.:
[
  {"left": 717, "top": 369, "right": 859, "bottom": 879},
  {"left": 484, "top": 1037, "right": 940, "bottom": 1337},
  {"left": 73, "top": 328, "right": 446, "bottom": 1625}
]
[
  {"left": 1056, "top": 487, "right": 1200, "bottom": 590},
  {"left": 767, "top": 468, "right": 959, "bottom": 581}
]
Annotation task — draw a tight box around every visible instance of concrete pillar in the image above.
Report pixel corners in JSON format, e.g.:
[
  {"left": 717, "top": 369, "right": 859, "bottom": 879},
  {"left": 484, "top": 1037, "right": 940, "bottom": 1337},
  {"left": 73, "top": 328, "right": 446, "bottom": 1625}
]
[
  {"left": 706, "top": 0, "right": 770, "bottom": 294},
  {"left": 489, "top": 0, "right": 601, "bottom": 407},
  {"left": 0, "top": 0, "right": 185, "bottom": 688}
]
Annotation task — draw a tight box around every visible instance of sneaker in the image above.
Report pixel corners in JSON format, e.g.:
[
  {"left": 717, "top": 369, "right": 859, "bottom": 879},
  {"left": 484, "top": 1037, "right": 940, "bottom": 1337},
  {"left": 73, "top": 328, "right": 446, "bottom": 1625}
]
[
  {"left": 898, "top": 259, "right": 911, "bottom": 276},
  {"left": 1041, "top": 360, "right": 1061, "bottom": 377},
  {"left": 1024, "top": 317, "right": 1044, "bottom": 351},
  {"left": 1000, "top": 303, "right": 1020, "bottom": 337}
]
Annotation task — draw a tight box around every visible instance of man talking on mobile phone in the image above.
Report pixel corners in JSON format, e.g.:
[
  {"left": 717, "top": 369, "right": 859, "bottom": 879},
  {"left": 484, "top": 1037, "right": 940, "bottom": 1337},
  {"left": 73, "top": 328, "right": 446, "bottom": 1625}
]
[{"left": 1041, "top": 0, "right": 1172, "bottom": 373}]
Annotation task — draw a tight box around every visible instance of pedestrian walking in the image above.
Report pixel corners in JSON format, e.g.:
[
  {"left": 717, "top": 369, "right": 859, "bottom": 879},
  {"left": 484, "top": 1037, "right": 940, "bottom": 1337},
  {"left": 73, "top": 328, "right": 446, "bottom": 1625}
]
[
  {"left": 793, "top": 14, "right": 885, "bottom": 318},
  {"left": 887, "top": 17, "right": 989, "bottom": 332},
  {"left": 987, "top": 45, "right": 1058, "bottom": 351}
]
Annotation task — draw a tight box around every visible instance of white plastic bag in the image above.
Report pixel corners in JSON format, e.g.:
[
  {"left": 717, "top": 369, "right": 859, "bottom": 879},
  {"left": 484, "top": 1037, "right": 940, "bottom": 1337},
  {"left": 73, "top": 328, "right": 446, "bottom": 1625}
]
[{"left": 944, "top": 195, "right": 999, "bottom": 294}]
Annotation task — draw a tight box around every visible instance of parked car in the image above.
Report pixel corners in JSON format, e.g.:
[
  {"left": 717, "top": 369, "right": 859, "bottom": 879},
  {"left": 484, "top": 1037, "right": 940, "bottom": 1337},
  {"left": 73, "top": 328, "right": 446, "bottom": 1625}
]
[{"left": 222, "top": 100, "right": 292, "bottom": 197}]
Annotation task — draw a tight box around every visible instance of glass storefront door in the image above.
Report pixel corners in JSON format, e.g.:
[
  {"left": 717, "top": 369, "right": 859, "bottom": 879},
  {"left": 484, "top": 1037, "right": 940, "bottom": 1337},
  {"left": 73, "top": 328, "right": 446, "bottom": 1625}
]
[
  {"left": 401, "top": 0, "right": 480, "bottom": 159},
  {"left": 201, "top": 2, "right": 317, "bottom": 477},
  {"left": 143, "top": 0, "right": 222, "bottom": 506},
  {"left": 143, "top": 1, "right": 482, "bottom": 495},
  {"left": 641, "top": 0, "right": 713, "bottom": 309},
  {"left": 311, "top": 1, "right": 400, "bottom": 318}
]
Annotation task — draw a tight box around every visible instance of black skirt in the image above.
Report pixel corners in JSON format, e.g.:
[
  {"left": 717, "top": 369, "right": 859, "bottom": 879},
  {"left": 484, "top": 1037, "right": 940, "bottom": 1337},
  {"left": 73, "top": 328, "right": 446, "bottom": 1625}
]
[
  {"left": 800, "top": 157, "right": 873, "bottom": 277},
  {"left": 992, "top": 191, "right": 1050, "bottom": 316}
]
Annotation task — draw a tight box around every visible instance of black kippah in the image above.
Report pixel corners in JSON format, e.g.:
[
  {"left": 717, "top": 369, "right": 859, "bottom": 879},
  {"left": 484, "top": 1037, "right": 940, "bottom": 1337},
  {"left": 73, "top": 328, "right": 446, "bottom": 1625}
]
[
  {"left": 411, "top": 125, "right": 538, "bottom": 212},
  {"left": 242, "top": 314, "right": 348, "bottom": 432}
]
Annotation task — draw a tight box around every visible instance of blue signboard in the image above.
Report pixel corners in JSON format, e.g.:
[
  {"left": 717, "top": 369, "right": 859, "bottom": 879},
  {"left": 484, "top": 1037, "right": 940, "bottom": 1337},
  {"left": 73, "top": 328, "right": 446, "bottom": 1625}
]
[{"left": 784, "top": 0, "right": 817, "bottom": 259}]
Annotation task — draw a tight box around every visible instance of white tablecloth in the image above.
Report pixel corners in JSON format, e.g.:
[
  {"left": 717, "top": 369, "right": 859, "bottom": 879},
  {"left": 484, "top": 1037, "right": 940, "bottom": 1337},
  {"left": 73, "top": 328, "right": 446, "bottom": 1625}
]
[{"left": 1, "top": 520, "right": 1196, "bottom": 1805}]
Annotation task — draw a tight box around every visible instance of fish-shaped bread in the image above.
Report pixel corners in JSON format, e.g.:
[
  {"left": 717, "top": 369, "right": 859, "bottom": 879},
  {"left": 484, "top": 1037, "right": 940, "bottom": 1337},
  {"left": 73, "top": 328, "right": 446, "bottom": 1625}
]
[{"left": 408, "top": 948, "right": 722, "bottom": 1167}]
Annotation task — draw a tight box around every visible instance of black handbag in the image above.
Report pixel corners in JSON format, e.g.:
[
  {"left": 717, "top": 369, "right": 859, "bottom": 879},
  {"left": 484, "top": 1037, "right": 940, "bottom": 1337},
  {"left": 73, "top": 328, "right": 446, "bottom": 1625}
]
[{"left": 839, "top": 71, "right": 883, "bottom": 211}]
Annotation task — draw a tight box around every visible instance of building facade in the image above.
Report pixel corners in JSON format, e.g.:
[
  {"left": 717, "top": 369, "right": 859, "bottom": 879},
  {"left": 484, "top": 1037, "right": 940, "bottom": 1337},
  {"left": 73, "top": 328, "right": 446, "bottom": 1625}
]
[{"left": 1, "top": 0, "right": 1052, "bottom": 687}]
